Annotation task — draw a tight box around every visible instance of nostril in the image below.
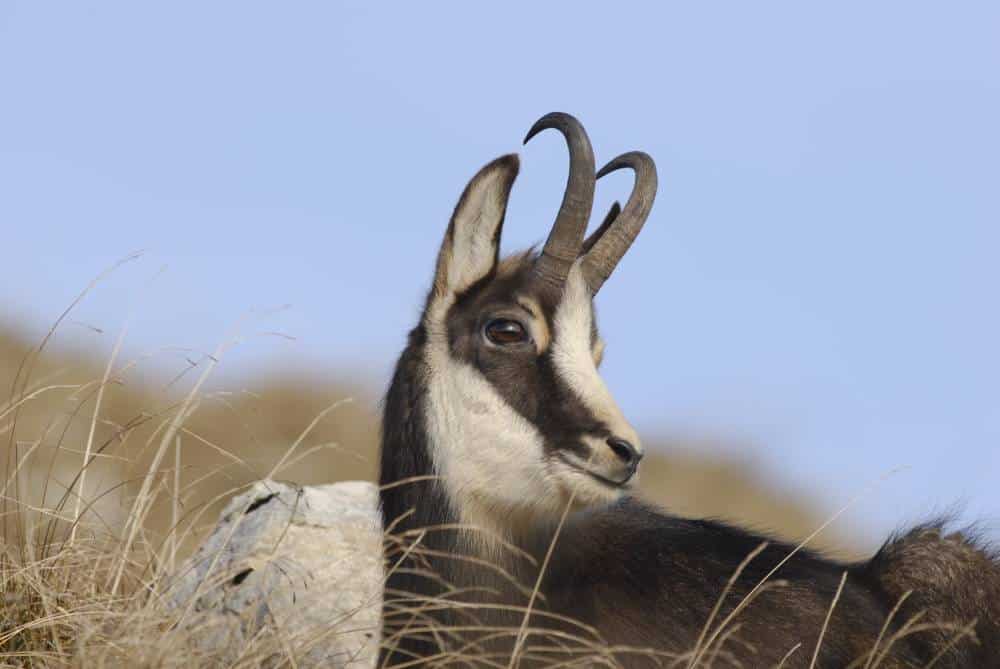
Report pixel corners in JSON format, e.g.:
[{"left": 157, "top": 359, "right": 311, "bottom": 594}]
[{"left": 607, "top": 438, "right": 641, "bottom": 467}]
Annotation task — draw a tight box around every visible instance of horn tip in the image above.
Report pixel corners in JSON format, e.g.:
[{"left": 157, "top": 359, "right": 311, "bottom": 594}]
[
  {"left": 596, "top": 151, "right": 656, "bottom": 180},
  {"left": 522, "top": 111, "right": 576, "bottom": 145},
  {"left": 596, "top": 157, "right": 625, "bottom": 180},
  {"left": 522, "top": 121, "right": 546, "bottom": 145},
  {"left": 595, "top": 163, "right": 615, "bottom": 180}
]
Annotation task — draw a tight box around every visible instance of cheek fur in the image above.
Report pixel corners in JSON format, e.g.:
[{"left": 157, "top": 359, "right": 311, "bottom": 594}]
[
  {"left": 423, "top": 340, "right": 562, "bottom": 528},
  {"left": 592, "top": 339, "right": 606, "bottom": 367}
]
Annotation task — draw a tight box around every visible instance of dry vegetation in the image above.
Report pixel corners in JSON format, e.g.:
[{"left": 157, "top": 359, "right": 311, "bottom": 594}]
[{"left": 0, "top": 292, "right": 861, "bottom": 666}]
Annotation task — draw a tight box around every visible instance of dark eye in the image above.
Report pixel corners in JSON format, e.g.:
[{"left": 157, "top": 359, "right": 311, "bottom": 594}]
[{"left": 484, "top": 318, "right": 528, "bottom": 346}]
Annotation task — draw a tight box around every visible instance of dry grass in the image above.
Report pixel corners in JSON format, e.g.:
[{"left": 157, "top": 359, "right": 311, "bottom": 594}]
[
  {"left": 1, "top": 524, "right": 387, "bottom": 668},
  {"left": 0, "top": 258, "right": 918, "bottom": 667},
  {"left": 2, "top": 515, "right": 971, "bottom": 668},
  {"left": 0, "top": 256, "right": 383, "bottom": 666},
  {"left": 376, "top": 484, "right": 976, "bottom": 669}
]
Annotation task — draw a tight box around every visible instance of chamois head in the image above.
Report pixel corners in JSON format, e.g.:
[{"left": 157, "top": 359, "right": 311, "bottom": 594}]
[{"left": 416, "top": 112, "right": 657, "bottom": 534}]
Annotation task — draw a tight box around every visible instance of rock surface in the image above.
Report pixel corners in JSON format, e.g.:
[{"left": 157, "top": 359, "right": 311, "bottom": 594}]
[{"left": 166, "top": 480, "right": 382, "bottom": 667}]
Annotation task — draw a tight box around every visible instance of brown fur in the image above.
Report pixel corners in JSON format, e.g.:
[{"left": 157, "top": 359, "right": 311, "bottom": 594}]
[{"left": 864, "top": 521, "right": 1000, "bottom": 666}]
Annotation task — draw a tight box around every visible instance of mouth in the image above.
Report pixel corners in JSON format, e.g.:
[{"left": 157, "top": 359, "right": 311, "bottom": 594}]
[{"left": 556, "top": 453, "right": 631, "bottom": 489}]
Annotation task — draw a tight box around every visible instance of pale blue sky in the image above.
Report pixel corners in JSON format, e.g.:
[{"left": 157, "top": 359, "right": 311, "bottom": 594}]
[{"left": 1, "top": 2, "right": 998, "bottom": 547}]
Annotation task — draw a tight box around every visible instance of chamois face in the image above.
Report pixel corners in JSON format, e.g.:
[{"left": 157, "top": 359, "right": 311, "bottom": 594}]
[{"left": 421, "top": 155, "right": 643, "bottom": 533}]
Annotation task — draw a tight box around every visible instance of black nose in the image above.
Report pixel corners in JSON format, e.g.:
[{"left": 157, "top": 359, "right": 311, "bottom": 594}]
[{"left": 607, "top": 437, "right": 642, "bottom": 471}]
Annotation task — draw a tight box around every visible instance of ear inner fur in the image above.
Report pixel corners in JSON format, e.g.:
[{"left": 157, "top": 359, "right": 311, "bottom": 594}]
[{"left": 430, "top": 154, "right": 519, "bottom": 302}]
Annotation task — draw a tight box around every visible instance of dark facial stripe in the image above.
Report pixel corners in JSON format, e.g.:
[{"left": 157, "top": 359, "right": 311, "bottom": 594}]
[{"left": 442, "top": 254, "right": 611, "bottom": 458}]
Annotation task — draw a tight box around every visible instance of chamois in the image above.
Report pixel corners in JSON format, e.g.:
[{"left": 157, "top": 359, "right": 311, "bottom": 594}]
[{"left": 378, "top": 112, "right": 1000, "bottom": 667}]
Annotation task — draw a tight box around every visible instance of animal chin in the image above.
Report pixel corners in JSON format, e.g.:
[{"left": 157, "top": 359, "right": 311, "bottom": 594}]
[{"left": 553, "top": 452, "right": 629, "bottom": 504}]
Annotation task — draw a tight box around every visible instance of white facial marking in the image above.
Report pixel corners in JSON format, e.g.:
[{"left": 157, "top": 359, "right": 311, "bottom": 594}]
[
  {"left": 547, "top": 454, "right": 628, "bottom": 507},
  {"left": 423, "top": 329, "right": 565, "bottom": 539},
  {"left": 592, "top": 338, "right": 606, "bottom": 367},
  {"left": 551, "top": 262, "right": 642, "bottom": 456}
]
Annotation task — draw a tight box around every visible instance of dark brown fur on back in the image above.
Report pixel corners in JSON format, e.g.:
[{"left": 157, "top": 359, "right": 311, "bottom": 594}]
[
  {"left": 379, "top": 328, "right": 1000, "bottom": 666},
  {"left": 864, "top": 521, "right": 1000, "bottom": 667}
]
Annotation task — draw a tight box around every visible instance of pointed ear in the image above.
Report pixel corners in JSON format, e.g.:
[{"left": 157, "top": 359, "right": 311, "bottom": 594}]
[{"left": 432, "top": 154, "right": 519, "bottom": 299}]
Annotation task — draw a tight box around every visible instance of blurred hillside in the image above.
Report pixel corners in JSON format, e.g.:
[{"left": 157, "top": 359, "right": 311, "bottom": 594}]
[{"left": 0, "top": 322, "right": 857, "bottom": 556}]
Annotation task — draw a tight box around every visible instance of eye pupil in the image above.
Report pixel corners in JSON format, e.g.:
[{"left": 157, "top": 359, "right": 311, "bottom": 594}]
[{"left": 485, "top": 319, "right": 527, "bottom": 345}]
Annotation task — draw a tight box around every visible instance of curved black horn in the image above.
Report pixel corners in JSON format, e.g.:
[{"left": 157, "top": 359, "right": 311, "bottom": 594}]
[
  {"left": 580, "top": 151, "right": 657, "bottom": 294},
  {"left": 582, "top": 201, "right": 621, "bottom": 255},
  {"left": 524, "top": 112, "right": 596, "bottom": 289}
]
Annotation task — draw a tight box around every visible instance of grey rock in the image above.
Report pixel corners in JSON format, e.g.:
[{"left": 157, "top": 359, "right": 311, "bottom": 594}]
[{"left": 166, "top": 480, "right": 382, "bottom": 668}]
